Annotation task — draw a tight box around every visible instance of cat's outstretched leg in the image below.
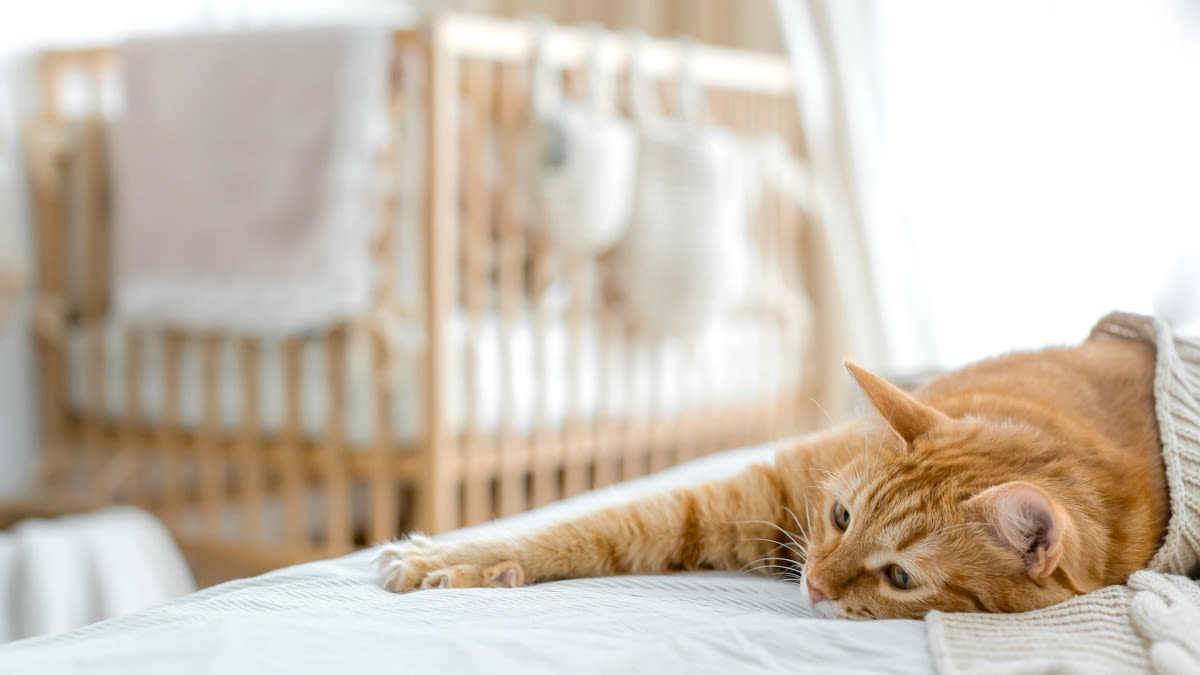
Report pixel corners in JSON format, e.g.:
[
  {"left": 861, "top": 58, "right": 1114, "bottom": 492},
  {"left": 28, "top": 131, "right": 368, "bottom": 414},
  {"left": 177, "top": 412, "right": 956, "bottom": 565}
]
[{"left": 376, "top": 462, "right": 810, "bottom": 592}]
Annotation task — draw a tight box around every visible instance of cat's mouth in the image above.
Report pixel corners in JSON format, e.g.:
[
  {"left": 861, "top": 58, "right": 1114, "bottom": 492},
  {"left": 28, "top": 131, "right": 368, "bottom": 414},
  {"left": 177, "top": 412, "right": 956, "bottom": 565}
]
[{"left": 798, "top": 568, "right": 847, "bottom": 620}]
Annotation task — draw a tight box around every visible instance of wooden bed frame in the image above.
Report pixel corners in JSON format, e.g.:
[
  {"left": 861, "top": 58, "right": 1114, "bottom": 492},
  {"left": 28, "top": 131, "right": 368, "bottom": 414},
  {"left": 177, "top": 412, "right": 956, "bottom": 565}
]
[{"left": 5, "top": 13, "right": 847, "bottom": 584}]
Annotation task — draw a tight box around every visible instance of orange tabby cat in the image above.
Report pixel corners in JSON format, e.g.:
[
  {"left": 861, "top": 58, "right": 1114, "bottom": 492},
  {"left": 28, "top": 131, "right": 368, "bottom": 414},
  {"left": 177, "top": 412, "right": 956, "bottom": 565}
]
[{"left": 377, "top": 321, "right": 1168, "bottom": 619}]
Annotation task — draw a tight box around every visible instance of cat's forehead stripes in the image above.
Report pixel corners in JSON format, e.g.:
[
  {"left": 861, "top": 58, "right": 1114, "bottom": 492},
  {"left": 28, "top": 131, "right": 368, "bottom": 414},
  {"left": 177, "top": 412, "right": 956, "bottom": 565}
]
[
  {"left": 875, "top": 520, "right": 925, "bottom": 551},
  {"left": 864, "top": 551, "right": 894, "bottom": 569},
  {"left": 849, "top": 471, "right": 931, "bottom": 528},
  {"left": 830, "top": 464, "right": 871, "bottom": 498}
]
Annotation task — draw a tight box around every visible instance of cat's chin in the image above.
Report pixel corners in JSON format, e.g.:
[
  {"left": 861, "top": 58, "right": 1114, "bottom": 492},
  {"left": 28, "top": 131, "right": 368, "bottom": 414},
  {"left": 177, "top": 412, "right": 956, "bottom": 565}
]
[{"left": 809, "top": 599, "right": 843, "bottom": 620}]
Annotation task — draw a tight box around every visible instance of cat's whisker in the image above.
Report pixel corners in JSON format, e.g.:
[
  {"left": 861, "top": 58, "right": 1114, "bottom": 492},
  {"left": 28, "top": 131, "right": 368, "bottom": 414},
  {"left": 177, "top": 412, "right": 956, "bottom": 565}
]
[
  {"left": 741, "top": 554, "right": 800, "bottom": 570},
  {"left": 802, "top": 467, "right": 837, "bottom": 481},
  {"left": 746, "top": 537, "right": 805, "bottom": 558},
  {"left": 745, "top": 540, "right": 807, "bottom": 566},
  {"left": 782, "top": 505, "right": 812, "bottom": 547},
  {"left": 741, "top": 552, "right": 807, "bottom": 574},
  {"left": 730, "top": 519, "right": 806, "bottom": 552},
  {"left": 809, "top": 398, "right": 858, "bottom": 461},
  {"left": 803, "top": 501, "right": 817, "bottom": 551},
  {"left": 809, "top": 397, "right": 836, "bottom": 426},
  {"left": 742, "top": 563, "right": 804, "bottom": 577},
  {"left": 741, "top": 565, "right": 794, "bottom": 578}
]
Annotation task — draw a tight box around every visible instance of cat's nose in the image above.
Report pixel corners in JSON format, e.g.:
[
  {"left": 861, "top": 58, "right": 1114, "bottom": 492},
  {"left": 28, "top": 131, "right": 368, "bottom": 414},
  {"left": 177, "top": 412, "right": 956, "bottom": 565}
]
[{"left": 806, "top": 579, "right": 829, "bottom": 604}]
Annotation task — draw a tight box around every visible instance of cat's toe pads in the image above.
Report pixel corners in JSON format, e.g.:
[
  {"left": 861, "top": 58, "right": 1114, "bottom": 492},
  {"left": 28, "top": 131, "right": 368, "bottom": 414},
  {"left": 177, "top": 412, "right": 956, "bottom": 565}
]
[
  {"left": 482, "top": 561, "right": 524, "bottom": 588},
  {"left": 375, "top": 537, "right": 525, "bottom": 593}
]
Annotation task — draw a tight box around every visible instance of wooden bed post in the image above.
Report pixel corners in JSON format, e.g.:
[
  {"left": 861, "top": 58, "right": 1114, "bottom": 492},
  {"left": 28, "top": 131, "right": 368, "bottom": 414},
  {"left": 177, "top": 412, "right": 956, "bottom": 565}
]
[{"left": 415, "top": 18, "right": 459, "bottom": 535}]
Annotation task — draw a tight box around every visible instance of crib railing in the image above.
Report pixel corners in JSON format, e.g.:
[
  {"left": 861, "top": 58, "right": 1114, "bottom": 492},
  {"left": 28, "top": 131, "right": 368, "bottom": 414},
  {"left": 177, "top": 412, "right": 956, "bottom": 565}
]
[{"left": 12, "top": 13, "right": 847, "bottom": 584}]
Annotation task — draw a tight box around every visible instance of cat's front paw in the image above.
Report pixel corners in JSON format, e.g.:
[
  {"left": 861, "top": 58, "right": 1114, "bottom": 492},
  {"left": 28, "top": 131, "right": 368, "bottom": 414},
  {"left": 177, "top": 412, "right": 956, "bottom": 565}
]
[{"left": 375, "top": 535, "right": 525, "bottom": 593}]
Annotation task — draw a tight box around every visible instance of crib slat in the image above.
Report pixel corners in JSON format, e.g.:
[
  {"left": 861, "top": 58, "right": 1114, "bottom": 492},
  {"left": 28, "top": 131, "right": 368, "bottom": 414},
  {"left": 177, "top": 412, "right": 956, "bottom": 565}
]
[
  {"left": 619, "top": 335, "right": 643, "bottom": 483},
  {"left": 591, "top": 318, "right": 618, "bottom": 489},
  {"left": 120, "top": 328, "right": 145, "bottom": 504},
  {"left": 461, "top": 58, "right": 493, "bottom": 528},
  {"left": 735, "top": 89, "right": 758, "bottom": 449},
  {"left": 647, "top": 348, "right": 673, "bottom": 475},
  {"left": 494, "top": 61, "right": 527, "bottom": 519},
  {"left": 280, "top": 338, "right": 306, "bottom": 548},
  {"left": 73, "top": 117, "right": 108, "bottom": 506},
  {"left": 529, "top": 234, "right": 558, "bottom": 509},
  {"left": 368, "top": 330, "right": 395, "bottom": 545},
  {"left": 238, "top": 337, "right": 264, "bottom": 542},
  {"left": 81, "top": 116, "right": 109, "bottom": 316},
  {"left": 612, "top": 73, "right": 641, "bottom": 484},
  {"left": 323, "top": 327, "right": 351, "bottom": 553},
  {"left": 772, "top": 93, "right": 791, "bottom": 438},
  {"left": 789, "top": 93, "right": 813, "bottom": 434},
  {"left": 83, "top": 326, "right": 106, "bottom": 505},
  {"left": 770, "top": 94, "right": 796, "bottom": 437},
  {"left": 28, "top": 120, "right": 70, "bottom": 494},
  {"left": 557, "top": 65, "right": 591, "bottom": 498},
  {"left": 561, "top": 251, "right": 589, "bottom": 498},
  {"left": 366, "top": 56, "right": 402, "bottom": 546},
  {"left": 415, "top": 37, "right": 460, "bottom": 535},
  {"left": 642, "top": 66, "right": 672, "bottom": 475},
  {"left": 745, "top": 91, "right": 771, "bottom": 440},
  {"left": 199, "top": 334, "right": 222, "bottom": 536},
  {"left": 160, "top": 331, "right": 184, "bottom": 527},
  {"left": 706, "top": 91, "right": 736, "bottom": 456}
]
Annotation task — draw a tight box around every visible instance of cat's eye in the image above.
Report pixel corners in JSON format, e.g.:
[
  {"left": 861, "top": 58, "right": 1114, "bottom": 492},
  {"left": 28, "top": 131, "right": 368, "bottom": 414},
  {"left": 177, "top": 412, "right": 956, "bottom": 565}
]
[
  {"left": 831, "top": 502, "right": 850, "bottom": 532},
  {"left": 887, "top": 565, "right": 916, "bottom": 590}
]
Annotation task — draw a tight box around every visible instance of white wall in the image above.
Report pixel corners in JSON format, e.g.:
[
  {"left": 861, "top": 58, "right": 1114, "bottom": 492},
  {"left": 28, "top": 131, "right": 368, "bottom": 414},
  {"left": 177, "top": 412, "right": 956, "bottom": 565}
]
[
  {"left": 0, "top": 49, "right": 36, "bottom": 496},
  {"left": 0, "top": 334, "right": 35, "bottom": 497},
  {"left": 0, "top": 130, "right": 35, "bottom": 496}
]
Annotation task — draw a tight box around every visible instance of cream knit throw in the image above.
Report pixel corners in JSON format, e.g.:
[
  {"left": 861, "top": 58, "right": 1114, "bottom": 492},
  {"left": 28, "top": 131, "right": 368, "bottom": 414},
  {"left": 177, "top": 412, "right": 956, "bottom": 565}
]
[{"left": 926, "top": 313, "right": 1200, "bottom": 674}]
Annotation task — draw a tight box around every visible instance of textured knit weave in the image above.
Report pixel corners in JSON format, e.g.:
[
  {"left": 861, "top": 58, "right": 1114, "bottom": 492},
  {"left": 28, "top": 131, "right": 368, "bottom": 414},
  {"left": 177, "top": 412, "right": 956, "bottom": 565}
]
[{"left": 927, "top": 313, "right": 1200, "bottom": 675}]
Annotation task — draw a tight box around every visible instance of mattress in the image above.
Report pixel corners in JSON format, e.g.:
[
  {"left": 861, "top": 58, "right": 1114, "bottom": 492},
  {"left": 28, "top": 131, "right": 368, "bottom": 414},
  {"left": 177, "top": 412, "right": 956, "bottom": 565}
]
[
  {"left": 0, "top": 442, "right": 932, "bottom": 674},
  {"left": 66, "top": 312, "right": 802, "bottom": 445}
]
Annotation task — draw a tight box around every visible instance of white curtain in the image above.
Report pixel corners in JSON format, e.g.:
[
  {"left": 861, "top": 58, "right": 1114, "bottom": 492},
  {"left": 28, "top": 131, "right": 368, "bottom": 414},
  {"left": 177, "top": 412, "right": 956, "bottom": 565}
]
[
  {"left": 777, "top": 0, "right": 1200, "bottom": 374},
  {"left": 775, "top": 0, "right": 938, "bottom": 376},
  {"left": 878, "top": 0, "right": 1200, "bottom": 366}
]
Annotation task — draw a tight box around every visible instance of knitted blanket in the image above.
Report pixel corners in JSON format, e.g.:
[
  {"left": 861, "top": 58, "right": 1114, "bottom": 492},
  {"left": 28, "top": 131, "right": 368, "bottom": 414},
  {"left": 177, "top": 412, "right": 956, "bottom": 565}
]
[{"left": 926, "top": 313, "right": 1200, "bottom": 674}]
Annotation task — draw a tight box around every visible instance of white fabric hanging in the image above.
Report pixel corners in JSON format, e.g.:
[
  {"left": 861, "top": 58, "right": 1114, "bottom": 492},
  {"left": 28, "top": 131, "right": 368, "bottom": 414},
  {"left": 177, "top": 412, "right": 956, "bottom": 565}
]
[
  {"left": 606, "top": 32, "right": 751, "bottom": 337},
  {"left": 526, "top": 19, "right": 637, "bottom": 255}
]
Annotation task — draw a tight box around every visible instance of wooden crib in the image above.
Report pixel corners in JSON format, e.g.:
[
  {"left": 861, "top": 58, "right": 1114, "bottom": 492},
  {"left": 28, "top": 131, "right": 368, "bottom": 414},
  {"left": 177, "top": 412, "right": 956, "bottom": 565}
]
[{"left": 6, "top": 13, "right": 847, "bottom": 585}]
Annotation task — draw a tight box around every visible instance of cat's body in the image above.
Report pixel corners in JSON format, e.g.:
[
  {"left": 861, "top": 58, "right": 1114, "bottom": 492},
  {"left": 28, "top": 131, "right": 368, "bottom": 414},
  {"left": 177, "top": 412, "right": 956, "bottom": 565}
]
[{"left": 378, "top": 320, "right": 1168, "bottom": 620}]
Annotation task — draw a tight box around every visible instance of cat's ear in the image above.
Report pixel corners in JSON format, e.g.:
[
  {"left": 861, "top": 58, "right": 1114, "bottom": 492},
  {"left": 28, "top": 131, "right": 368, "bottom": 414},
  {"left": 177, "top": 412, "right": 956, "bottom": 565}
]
[
  {"left": 844, "top": 361, "right": 949, "bottom": 443},
  {"left": 964, "top": 481, "right": 1065, "bottom": 579}
]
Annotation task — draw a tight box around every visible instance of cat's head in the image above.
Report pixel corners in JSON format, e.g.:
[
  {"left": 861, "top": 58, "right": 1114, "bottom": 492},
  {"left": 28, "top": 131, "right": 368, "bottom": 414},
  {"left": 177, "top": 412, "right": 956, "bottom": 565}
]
[{"left": 802, "top": 363, "right": 1095, "bottom": 620}]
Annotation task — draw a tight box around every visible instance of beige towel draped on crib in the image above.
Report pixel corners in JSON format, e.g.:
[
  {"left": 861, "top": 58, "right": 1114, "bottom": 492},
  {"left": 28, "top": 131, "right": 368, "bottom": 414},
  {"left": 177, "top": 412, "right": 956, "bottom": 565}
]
[{"left": 112, "top": 26, "right": 389, "bottom": 334}]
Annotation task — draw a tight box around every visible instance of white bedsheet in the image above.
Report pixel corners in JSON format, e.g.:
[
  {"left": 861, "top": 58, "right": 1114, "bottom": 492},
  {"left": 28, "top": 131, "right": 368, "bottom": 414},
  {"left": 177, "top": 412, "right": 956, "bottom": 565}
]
[{"left": 0, "top": 443, "right": 932, "bottom": 674}]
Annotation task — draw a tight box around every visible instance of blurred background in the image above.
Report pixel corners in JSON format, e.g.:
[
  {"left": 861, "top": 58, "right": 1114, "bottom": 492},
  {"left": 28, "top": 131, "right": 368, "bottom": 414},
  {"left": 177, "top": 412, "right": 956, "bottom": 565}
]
[{"left": 0, "top": 0, "right": 1197, "bottom": 644}]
